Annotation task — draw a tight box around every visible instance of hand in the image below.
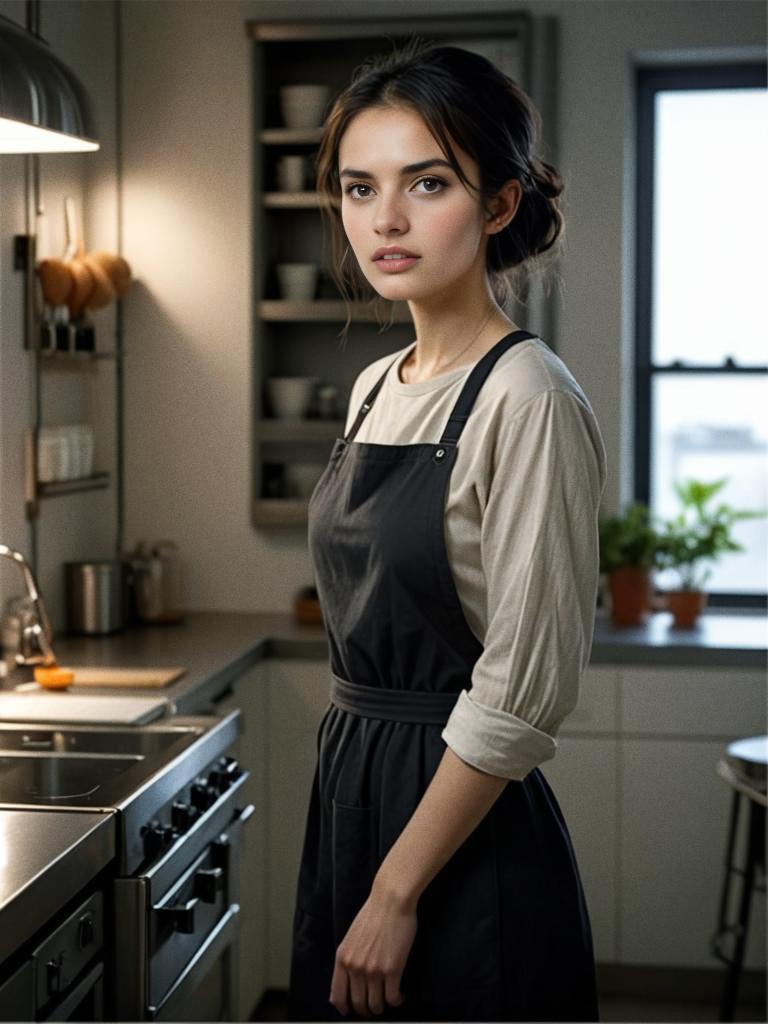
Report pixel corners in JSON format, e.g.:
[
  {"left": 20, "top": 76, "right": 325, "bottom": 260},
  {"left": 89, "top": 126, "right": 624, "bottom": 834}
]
[{"left": 329, "top": 884, "right": 418, "bottom": 1018}]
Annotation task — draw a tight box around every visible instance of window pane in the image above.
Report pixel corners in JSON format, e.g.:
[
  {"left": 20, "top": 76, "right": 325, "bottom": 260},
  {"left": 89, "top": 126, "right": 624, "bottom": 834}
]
[
  {"left": 651, "top": 374, "right": 768, "bottom": 594},
  {"left": 653, "top": 88, "right": 767, "bottom": 367}
]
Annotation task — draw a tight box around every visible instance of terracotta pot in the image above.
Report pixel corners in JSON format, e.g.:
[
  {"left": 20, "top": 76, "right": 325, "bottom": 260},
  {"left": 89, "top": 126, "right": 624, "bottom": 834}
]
[
  {"left": 607, "top": 566, "right": 652, "bottom": 626},
  {"left": 666, "top": 589, "right": 708, "bottom": 629}
]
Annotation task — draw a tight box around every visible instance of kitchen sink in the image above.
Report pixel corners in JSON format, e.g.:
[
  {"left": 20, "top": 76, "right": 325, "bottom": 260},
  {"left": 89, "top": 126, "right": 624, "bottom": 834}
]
[
  {"left": 0, "top": 753, "right": 143, "bottom": 802},
  {"left": 0, "top": 723, "right": 203, "bottom": 757},
  {"left": 0, "top": 721, "right": 209, "bottom": 809}
]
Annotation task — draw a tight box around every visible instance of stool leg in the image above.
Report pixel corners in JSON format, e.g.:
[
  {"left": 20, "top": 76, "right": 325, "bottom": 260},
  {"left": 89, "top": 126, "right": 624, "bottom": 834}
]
[{"left": 718, "top": 799, "right": 765, "bottom": 1022}]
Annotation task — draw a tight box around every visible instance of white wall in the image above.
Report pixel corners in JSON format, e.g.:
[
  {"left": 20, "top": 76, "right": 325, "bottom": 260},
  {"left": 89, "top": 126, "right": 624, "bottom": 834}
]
[{"left": 0, "top": 0, "right": 120, "bottom": 630}]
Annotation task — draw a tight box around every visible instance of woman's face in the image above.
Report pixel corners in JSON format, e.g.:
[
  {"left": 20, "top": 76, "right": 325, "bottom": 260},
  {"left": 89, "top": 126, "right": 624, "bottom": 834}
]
[{"left": 338, "top": 104, "right": 491, "bottom": 304}]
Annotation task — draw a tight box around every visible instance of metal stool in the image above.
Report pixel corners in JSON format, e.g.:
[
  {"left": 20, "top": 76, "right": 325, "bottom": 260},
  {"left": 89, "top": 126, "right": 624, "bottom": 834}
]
[{"left": 710, "top": 735, "right": 767, "bottom": 1022}]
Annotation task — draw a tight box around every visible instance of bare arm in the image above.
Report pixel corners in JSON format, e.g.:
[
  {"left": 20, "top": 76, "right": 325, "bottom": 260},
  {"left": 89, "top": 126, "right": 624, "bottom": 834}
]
[{"left": 372, "top": 744, "right": 508, "bottom": 911}]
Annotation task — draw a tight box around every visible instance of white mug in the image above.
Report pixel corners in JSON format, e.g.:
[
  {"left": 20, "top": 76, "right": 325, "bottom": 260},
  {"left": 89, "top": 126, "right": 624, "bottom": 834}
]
[{"left": 277, "top": 155, "right": 306, "bottom": 192}]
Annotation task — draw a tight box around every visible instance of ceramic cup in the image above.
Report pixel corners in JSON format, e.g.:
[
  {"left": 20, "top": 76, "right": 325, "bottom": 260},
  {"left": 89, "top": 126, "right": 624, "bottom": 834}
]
[
  {"left": 279, "top": 84, "right": 331, "bottom": 129},
  {"left": 267, "top": 377, "right": 320, "bottom": 420},
  {"left": 277, "top": 155, "right": 306, "bottom": 192},
  {"left": 276, "top": 263, "right": 318, "bottom": 301},
  {"left": 284, "top": 462, "right": 325, "bottom": 498}
]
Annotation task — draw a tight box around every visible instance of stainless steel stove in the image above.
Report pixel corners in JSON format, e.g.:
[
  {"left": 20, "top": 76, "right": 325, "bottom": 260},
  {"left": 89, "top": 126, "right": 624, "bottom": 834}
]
[{"left": 0, "top": 709, "right": 254, "bottom": 1021}]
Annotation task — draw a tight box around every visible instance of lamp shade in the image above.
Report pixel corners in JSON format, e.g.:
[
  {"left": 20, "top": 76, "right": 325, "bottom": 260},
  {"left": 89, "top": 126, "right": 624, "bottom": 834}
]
[{"left": 0, "top": 13, "right": 99, "bottom": 153}]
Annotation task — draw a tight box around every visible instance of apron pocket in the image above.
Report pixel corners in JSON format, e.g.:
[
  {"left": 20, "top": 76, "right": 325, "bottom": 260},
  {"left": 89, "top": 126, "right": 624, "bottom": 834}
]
[{"left": 331, "top": 800, "right": 377, "bottom": 947}]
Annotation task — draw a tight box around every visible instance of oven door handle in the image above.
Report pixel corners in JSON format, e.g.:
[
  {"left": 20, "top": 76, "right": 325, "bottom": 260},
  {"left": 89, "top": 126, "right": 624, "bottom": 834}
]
[
  {"left": 211, "top": 802, "right": 255, "bottom": 872},
  {"left": 148, "top": 903, "right": 240, "bottom": 1022},
  {"left": 155, "top": 896, "right": 199, "bottom": 934}
]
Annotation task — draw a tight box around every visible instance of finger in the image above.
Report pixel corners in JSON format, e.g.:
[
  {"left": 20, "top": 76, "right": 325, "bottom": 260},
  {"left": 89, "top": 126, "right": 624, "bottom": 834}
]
[
  {"left": 384, "top": 972, "right": 405, "bottom": 1009},
  {"left": 329, "top": 961, "right": 349, "bottom": 1017},
  {"left": 349, "top": 968, "right": 370, "bottom": 1019},
  {"left": 367, "top": 972, "right": 385, "bottom": 1016}
]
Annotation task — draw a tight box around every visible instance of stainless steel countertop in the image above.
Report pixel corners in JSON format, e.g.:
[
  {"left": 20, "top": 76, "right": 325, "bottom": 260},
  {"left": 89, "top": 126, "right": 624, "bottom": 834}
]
[
  {"left": 1, "top": 609, "right": 764, "bottom": 719},
  {"left": 0, "top": 808, "right": 115, "bottom": 963}
]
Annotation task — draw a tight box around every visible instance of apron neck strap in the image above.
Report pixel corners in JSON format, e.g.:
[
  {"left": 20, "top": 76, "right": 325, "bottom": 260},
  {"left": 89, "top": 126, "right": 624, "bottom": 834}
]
[
  {"left": 343, "top": 354, "right": 400, "bottom": 443},
  {"left": 439, "top": 330, "right": 538, "bottom": 445},
  {"left": 343, "top": 329, "right": 538, "bottom": 446}
]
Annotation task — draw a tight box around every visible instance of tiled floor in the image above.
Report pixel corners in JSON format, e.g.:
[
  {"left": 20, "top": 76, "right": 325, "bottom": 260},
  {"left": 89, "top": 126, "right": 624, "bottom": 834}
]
[{"left": 251, "top": 990, "right": 767, "bottom": 1022}]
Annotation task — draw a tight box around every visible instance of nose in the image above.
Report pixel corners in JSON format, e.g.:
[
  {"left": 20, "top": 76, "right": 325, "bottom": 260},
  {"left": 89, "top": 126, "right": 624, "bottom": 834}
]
[{"left": 372, "top": 191, "right": 408, "bottom": 235}]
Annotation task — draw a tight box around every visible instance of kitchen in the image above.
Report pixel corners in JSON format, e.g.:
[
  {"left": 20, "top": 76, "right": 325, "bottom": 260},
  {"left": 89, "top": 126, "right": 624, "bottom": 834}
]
[{"left": 0, "top": 0, "right": 766, "bottom": 1022}]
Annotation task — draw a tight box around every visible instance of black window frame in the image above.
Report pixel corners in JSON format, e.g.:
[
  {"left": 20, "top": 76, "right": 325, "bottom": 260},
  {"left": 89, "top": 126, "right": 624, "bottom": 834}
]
[{"left": 634, "top": 61, "right": 768, "bottom": 610}]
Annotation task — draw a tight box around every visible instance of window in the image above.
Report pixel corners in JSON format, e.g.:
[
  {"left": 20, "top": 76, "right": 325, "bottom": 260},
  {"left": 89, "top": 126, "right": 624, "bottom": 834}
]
[{"left": 635, "top": 62, "right": 767, "bottom": 608}]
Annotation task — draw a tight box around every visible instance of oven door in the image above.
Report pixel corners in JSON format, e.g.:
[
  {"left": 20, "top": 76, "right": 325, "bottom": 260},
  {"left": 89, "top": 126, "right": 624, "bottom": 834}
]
[{"left": 112, "top": 775, "right": 254, "bottom": 1022}]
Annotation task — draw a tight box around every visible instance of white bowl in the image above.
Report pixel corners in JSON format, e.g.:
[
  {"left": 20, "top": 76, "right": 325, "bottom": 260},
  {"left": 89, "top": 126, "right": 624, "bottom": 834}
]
[
  {"left": 279, "top": 84, "right": 331, "bottom": 129},
  {"left": 284, "top": 462, "right": 325, "bottom": 498},
  {"left": 276, "top": 262, "right": 318, "bottom": 301},
  {"left": 267, "top": 377, "right": 320, "bottom": 420}
]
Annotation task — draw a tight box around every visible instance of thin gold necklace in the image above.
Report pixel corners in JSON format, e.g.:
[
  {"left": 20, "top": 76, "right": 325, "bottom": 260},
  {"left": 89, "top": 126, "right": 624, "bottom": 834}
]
[{"left": 406, "top": 306, "right": 496, "bottom": 381}]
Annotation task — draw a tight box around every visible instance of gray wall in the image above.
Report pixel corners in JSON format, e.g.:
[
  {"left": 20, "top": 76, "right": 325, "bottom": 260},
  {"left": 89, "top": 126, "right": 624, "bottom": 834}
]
[{"left": 1, "top": 1, "right": 764, "bottom": 624}]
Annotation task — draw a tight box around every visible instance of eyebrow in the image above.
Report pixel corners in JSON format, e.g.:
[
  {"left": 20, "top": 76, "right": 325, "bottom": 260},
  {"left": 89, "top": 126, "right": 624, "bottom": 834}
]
[{"left": 339, "top": 158, "right": 454, "bottom": 180}]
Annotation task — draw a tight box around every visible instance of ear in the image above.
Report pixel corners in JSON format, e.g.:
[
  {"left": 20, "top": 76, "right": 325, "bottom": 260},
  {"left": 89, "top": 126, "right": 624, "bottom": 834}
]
[{"left": 484, "top": 178, "right": 524, "bottom": 233}]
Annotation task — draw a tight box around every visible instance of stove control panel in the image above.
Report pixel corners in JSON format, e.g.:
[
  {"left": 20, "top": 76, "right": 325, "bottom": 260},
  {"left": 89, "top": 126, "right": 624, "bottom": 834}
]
[{"left": 139, "top": 755, "right": 243, "bottom": 866}]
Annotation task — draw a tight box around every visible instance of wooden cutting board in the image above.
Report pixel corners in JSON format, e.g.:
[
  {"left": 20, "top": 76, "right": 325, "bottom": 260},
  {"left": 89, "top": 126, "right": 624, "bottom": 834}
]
[{"left": 65, "top": 666, "right": 187, "bottom": 688}]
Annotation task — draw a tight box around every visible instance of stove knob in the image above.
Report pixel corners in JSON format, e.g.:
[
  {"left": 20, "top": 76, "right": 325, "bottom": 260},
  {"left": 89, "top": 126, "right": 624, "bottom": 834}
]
[
  {"left": 142, "top": 821, "right": 167, "bottom": 860},
  {"left": 162, "top": 824, "right": 178, "bottom": 848},
  {"left": 208, "top": 756, "right": 239, "bottom": 791},
  {"left": 191, "top": 781, "right": 217, "bottom": 811},
  {"left": 171, "top": 800, "right": 194, "bottom": 831}
]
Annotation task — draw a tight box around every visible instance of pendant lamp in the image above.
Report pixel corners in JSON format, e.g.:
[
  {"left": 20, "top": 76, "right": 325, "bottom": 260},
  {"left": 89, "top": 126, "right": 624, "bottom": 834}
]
[{"left": 0, "top": 12, "right": 99, "bottom": 153}]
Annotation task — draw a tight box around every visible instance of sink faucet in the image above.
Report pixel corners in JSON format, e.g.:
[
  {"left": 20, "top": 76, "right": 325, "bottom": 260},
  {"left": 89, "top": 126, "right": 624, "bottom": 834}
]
[{"left": 0, "top": 544, "right": 57, "bottom": 666}]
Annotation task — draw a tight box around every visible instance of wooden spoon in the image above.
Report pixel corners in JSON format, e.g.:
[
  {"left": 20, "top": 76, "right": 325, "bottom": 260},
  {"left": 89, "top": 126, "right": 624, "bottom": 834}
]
[{"left": 63, "top": 197, "right": 94, "bottom": 317}]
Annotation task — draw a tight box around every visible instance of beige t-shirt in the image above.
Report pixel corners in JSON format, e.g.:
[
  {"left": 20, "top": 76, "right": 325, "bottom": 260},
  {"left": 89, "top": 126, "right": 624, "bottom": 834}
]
[{"left": 342, "top": 334, "right": 608, "bottom": 782}]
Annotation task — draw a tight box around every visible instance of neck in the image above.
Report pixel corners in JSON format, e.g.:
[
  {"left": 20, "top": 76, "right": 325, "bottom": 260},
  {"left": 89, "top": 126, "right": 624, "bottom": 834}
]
[{"left": 403, "top": 282, "right": 514, "bottom": 378}]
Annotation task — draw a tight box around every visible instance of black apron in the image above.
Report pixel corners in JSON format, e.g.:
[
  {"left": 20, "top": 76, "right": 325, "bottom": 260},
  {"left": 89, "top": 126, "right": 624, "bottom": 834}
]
[{"left": 287, "top": 330, "right": 600, "bottom": 1022}]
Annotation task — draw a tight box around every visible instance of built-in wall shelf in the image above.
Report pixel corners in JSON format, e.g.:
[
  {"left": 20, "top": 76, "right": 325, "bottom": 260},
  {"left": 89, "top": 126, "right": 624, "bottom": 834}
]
[
  {"left": 259, "top": 300, "right": 412, "bottom": 322},
  {"left": 37, "top": 349, "right": 120, "bottom": 365},
  {"left": 37, "top": 472, "right": 111, "bottom": 498},
  {"left": 253, "top": 498, "right": 309, "bottom": 525},
  {"left": 263, "top": 192, "right": 321, "bottom": 208},
  {"left": 256, "top": 419, "right": 343, "bottom": 442},
  {"left": 249, "top": 11, "right": 535, "bottom": 526},
  {"left": 260, "top": 127, "right": 323, "bottom": 145}
]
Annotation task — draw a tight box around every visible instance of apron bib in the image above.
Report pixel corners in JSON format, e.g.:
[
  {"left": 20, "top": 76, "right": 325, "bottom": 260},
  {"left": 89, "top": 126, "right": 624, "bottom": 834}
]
[{"left": 287, "top": 330, "right": 600, "bottom": 1022}]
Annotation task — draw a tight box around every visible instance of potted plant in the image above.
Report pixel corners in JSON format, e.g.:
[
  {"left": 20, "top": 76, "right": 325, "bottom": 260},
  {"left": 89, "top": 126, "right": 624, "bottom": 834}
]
[
  {"left": 598, "top": 502, "right": 659, "bottom": 626},
  {"left": 654, "top": 477, "right": 767, "bottom": 628}
]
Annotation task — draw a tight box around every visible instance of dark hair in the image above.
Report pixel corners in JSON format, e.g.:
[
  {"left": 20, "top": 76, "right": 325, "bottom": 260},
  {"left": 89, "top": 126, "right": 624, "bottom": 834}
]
[{"left": 315, "top": 37, "right": 565, "bottom": 340}]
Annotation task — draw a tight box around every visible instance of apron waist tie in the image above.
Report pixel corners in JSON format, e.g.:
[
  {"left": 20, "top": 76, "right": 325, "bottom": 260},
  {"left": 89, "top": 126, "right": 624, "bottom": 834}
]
[{"left": 330, "top": 672, "right": 463, "bottom": 725}]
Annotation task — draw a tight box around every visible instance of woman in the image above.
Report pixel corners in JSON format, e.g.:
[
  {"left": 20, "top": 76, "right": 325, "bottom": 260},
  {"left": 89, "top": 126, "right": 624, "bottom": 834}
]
[{"left": 288, "top": 39, "right": 607, "bottom": 1023}]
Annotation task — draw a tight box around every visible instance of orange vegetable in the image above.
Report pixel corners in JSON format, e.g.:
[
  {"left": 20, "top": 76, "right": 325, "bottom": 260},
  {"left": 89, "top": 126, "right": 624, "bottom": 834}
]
[{"left": 34, "top": 664, "right": 75, "bottom": 690}]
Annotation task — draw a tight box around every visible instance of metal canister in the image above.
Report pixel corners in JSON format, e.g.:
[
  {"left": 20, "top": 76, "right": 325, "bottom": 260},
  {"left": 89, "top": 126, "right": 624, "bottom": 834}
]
[{"left": 64, "top": 560, "right": 130, "bottom": 635}]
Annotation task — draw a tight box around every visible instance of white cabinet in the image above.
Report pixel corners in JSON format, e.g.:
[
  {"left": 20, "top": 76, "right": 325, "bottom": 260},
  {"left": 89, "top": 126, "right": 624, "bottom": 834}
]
[{"left": 546, "top": 664, "right": 767, "bottom": 972}]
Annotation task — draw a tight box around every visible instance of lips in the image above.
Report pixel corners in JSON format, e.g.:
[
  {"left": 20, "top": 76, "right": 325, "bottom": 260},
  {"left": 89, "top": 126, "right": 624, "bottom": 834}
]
[{"left": 372, "top": 246, "right": 419, "bottom": 261}]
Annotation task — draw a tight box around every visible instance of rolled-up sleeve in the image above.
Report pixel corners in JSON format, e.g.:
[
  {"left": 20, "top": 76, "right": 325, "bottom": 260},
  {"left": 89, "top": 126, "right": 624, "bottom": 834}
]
[{"left": 441, "top": 387, "right": 607, "bottom": 781}]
